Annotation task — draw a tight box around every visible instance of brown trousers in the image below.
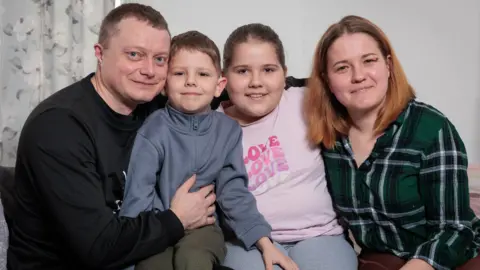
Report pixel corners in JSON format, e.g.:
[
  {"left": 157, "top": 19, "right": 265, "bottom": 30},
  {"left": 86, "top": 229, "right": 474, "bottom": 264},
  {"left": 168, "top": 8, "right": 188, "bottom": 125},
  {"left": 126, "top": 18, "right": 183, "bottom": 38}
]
[
  {"left": 135, "top": 225, "right": 226, "bottom": 270},
  {"left": 358, "top": 251, "right": 480, "bottom": 270}
]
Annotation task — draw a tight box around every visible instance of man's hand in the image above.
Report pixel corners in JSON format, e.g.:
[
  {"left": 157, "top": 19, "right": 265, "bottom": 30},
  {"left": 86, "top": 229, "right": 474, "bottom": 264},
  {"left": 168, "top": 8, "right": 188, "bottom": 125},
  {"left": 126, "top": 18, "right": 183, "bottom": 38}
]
[
  {"left": 256, "top": 237, "right": 299, "bottom": 270},
  {"left": 170, "top": 175, "right": 216, "bottom": 230}
]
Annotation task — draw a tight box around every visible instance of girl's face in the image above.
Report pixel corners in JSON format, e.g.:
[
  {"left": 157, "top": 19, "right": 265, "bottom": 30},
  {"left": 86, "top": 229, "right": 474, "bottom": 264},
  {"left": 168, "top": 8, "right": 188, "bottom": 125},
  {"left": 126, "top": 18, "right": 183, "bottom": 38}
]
[{"left": 225, "top": 40, "right": 286, "bottom": 123}]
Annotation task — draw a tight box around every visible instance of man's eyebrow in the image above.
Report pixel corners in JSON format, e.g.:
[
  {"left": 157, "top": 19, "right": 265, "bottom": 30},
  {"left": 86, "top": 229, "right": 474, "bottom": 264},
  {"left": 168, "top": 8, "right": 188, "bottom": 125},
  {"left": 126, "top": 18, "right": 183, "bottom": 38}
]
[{"left": 124, "top": 46, "right": 169, "bottom": 55}]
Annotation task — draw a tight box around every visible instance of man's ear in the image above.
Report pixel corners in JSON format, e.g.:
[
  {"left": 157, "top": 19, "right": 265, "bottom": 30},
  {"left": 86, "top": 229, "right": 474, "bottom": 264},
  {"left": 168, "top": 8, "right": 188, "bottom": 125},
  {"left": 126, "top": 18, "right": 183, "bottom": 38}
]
[
  {"left": 214, "top": 76, "right": 227, "bottom": 98},
  {"left": 94, "top": 43, "right": 104, "bottom": 65}
]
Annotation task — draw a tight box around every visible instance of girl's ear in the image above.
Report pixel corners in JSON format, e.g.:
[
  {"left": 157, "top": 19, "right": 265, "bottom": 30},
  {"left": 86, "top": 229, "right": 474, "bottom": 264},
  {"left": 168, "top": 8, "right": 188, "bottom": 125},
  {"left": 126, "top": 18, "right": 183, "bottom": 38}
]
[{"left": 214, "top": 77, "right": 227, "bottom": 98}]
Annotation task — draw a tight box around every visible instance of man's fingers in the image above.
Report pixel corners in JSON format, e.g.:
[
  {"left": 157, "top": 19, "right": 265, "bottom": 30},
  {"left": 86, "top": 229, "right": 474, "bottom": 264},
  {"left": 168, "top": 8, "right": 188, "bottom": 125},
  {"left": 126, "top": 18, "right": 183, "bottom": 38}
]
[
  {"left": 204, "top": 192, "right": 216, "bottom": 207},
  {"left": 205, "top": 216, "right": 216, "bottom": 225},
  {"left": 198, "top": 184, "right": 214, "bottom": 197},
  {"left": 206, "top": 205, "right": 215, "bottom": 216},
  {"left": 179, "top": 174, "right": 196, "bottom": 192}
]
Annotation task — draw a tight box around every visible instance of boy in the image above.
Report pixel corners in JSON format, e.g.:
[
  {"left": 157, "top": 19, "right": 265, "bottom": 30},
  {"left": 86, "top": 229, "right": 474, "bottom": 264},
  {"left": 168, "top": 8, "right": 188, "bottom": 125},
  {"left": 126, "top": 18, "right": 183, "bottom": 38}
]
[{"left": 119, "top": 31, "right": 274, "bottom": 270}]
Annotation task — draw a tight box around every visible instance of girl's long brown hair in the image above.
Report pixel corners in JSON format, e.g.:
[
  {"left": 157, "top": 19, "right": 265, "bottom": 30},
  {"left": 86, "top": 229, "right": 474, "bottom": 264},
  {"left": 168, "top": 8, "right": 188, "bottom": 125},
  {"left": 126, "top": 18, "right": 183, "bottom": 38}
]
[{"left": 304, "top": 15, "right": 415, "bottom": 149}]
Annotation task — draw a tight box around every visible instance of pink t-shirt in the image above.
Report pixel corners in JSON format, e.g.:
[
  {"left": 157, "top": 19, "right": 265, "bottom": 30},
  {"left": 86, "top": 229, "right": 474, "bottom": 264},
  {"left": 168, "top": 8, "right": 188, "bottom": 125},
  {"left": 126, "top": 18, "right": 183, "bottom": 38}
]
[{"left": 220, "top": 87, "right": 343, "bottom": 243}]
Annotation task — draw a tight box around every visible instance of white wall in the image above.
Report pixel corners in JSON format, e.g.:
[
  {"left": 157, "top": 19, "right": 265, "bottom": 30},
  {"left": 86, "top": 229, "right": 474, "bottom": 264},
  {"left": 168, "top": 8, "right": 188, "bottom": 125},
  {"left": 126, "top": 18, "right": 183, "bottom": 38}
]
[{"left": 144, "top": 0, "right": 480, "bottom": 164}]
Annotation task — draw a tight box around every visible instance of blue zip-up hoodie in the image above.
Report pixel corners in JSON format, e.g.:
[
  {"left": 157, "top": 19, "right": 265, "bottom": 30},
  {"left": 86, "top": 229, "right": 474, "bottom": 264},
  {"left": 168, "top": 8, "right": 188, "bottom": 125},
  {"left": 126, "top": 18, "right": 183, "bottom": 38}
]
[{"left": 120, "top": 104, "right": 271, "bottom": 249}]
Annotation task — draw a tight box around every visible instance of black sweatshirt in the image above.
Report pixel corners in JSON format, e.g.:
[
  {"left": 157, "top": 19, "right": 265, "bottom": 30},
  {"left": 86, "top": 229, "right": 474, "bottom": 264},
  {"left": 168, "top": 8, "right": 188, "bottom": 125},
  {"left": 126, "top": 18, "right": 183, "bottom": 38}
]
[{"left": 7, "top": 73, "right": 183, "bottom": 270}]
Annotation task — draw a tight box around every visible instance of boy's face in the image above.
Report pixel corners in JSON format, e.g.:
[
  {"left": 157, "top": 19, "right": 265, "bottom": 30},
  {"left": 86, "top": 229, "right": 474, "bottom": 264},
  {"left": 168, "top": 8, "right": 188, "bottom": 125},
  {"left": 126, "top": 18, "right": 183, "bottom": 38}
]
[{"left": 166, "top": 49, "right": 226, "bottom": 114}]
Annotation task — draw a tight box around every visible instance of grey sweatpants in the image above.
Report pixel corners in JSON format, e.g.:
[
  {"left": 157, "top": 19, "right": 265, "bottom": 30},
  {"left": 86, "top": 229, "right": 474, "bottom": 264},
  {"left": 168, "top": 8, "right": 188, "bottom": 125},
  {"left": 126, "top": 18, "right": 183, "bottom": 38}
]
[{"left": 223, "top": 234, "right": 358, "bottom": 270}]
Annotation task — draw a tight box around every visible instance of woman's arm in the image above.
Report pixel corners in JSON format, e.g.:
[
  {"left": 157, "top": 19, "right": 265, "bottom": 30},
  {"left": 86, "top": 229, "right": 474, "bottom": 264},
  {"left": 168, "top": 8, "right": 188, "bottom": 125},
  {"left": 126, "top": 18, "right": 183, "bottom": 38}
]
[{"left": 407, "top": 119, "right": 476, "bottom": 270}]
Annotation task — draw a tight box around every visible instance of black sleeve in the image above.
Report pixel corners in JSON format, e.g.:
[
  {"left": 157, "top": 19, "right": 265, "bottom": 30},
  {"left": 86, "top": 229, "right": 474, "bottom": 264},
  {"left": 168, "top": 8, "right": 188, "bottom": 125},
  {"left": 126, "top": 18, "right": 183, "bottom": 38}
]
[
  {"left": 21, "top": 110, "right": 184, "bottom": 269},
  {"left": 285, "top": 76, "right": 307, "bottom": 89}
]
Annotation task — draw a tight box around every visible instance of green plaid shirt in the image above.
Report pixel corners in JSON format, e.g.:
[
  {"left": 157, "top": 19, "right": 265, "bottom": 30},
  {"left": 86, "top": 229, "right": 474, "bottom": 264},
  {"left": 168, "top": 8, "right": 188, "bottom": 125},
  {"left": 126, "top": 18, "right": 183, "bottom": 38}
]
[{"left": 322, "top": 100, "right": 480, "bottom": 269}]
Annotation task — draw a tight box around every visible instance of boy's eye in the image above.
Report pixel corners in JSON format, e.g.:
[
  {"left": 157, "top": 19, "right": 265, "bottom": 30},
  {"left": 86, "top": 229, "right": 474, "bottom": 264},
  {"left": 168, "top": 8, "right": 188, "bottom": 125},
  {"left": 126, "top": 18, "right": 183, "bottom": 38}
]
[
  {"left": 236, "top": 69, "right": 247, "bottom": 74},
  {"left": 173, "top": 71, "right": 184, "bottom": 76},
  {"left": 199, "top": 72, "right": 210, "bottom": 77}
]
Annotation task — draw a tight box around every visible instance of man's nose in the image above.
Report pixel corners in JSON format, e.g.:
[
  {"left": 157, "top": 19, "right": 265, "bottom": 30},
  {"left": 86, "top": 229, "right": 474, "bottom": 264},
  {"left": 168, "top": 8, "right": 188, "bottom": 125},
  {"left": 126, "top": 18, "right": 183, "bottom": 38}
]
[{"left": 139, "top": 59, "right": 155, "bottom": 77}]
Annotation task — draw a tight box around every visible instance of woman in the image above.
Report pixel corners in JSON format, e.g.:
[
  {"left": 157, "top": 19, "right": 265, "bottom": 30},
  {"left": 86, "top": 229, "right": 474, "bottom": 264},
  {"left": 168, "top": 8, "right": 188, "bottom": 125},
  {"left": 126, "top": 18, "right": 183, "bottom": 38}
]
[
  {"left": 304, "top": 15, "right": 480, "bottom": 270},
  {"left": 219, "top": 23, "right": 358, "bottom": 270}
]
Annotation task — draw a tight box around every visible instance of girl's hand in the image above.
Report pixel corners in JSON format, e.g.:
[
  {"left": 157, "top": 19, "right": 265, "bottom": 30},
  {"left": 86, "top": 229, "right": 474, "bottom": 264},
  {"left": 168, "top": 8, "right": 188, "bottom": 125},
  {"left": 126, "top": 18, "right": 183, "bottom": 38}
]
[{"left": 256, "top": 237, "right": 299, "bottom": 270}]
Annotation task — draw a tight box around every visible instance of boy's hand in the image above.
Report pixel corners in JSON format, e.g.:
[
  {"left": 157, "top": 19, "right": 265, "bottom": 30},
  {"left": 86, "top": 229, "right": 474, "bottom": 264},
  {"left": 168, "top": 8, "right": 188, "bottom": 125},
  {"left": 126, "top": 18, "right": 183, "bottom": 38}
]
[{"left": 256, "top": 237, "right": 299, "bottom": 270}]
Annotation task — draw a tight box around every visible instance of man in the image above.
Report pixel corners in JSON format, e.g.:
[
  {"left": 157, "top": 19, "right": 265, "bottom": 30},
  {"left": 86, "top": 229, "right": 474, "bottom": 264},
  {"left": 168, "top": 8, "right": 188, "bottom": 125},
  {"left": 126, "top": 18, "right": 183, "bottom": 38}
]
[{"left": 7, "top": 4, "right": 216, "bottom": 269}]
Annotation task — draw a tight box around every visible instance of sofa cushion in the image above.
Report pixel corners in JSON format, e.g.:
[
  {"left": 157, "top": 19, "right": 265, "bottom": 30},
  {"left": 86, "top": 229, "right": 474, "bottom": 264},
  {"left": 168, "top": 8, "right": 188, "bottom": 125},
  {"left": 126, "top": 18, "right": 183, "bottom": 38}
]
[
  {"left": 0, "top": 167, "right": 15, "bottom": 221},
  {"left": 0, "top": 167, "right": 12, "bottom": 270}
]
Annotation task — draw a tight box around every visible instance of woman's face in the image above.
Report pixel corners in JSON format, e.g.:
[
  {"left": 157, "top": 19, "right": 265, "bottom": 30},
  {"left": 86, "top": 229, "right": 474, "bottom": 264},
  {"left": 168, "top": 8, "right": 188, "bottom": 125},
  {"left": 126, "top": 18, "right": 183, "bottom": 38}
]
[
  {"left": 225, "top": 40, "right": 286, "bottom": 122},
  {"left": 326, "top": 33, "right": 390, "bottom": 115}
]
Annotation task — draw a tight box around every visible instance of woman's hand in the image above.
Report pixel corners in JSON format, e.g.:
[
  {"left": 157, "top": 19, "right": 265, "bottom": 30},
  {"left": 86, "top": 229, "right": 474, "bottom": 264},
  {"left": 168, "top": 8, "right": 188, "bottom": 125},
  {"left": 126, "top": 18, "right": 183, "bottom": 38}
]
[
  {"left": 256, "top": 237, "right": 299, "bottom": 270},
  {"left": 399, "top": 259, "right": 434, "bottom": 270}
]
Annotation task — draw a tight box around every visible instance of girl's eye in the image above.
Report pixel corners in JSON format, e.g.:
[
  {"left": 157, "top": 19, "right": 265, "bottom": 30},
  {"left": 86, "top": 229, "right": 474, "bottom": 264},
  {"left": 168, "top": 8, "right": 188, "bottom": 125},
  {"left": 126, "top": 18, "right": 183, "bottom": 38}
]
[{"left": 264, "top": 68, "right": 276, "bottom": 73}]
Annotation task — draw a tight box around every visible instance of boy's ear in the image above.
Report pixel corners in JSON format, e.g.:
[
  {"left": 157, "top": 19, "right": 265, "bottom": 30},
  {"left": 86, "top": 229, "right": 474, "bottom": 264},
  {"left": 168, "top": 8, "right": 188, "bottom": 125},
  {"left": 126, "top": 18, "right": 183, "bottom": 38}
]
[
  {"left": 162, "top": 81, "right": 169, "bottom": 96},
  {"left": 214, "top": 76, "right": 227, "bottom": 98}
]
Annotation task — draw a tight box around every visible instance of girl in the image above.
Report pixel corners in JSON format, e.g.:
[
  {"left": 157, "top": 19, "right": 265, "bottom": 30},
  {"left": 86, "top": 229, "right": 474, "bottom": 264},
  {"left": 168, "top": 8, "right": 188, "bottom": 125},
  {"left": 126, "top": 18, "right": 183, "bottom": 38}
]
[
  {"left": 304, "top": 15, "right": 480, "bottom": 270},
  {"left": 219, "top": 23, "right": 358, "bottom": 270}
]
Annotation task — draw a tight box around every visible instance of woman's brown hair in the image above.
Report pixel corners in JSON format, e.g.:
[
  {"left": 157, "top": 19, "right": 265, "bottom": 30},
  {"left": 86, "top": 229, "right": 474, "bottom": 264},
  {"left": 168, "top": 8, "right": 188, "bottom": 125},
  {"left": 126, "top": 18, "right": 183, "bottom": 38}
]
[{"left": 304, "top": 15, "right": 415, "bottom": 149}]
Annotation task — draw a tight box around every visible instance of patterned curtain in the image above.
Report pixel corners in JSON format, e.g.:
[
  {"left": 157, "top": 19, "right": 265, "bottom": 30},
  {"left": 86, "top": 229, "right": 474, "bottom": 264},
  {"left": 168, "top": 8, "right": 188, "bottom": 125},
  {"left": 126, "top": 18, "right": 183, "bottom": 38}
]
[{"left": 0, "top": 0, "right": 116, "bottom": 166}]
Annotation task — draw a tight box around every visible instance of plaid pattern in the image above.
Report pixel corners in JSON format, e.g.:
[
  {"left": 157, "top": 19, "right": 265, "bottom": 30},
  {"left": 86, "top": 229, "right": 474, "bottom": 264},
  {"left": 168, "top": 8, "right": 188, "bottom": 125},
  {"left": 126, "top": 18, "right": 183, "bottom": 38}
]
[{"left": 322, "top": 100, "right": 480, "bottom": 270}]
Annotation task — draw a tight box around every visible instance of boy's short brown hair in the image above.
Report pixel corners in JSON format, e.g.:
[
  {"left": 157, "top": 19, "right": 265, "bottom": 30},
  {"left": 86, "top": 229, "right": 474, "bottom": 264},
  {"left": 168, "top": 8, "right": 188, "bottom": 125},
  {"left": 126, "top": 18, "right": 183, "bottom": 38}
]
[{"left": 169, "top": 31, "right": 221, "bottom": 73}]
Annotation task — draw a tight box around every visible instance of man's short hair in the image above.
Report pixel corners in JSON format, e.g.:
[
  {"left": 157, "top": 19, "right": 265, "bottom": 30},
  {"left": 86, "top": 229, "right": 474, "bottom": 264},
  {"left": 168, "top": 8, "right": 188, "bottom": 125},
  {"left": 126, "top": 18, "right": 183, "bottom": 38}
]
[{"left": 98, "top": 3, "right": 169, "bottom": 48}]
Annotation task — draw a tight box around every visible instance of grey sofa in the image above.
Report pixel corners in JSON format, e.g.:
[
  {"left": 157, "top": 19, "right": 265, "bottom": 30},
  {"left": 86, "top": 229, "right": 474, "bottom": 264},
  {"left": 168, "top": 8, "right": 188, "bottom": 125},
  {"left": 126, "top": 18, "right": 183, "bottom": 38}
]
[{"left": 0, "top": 166, "right": 13, "bottom": 270}]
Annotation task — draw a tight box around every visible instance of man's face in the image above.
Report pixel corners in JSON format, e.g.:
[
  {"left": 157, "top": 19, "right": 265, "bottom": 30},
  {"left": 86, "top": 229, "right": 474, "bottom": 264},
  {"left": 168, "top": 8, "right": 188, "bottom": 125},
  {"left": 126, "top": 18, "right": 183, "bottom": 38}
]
[{"left": 96, "top": 17, "right": 171, "bottom": 111}]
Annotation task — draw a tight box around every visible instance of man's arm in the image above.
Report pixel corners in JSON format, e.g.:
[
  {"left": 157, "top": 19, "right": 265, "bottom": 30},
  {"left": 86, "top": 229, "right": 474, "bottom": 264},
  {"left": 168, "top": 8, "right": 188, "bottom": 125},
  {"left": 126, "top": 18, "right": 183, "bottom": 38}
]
[
  {"left": 20, "top": 110, "right": 183, "bottom": 269},
  {"left": 120, "top": 132, "right": 164, "bottom": 218},
  {"left": 215, "top": 124, "right": 272, "bottom": 249}
]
